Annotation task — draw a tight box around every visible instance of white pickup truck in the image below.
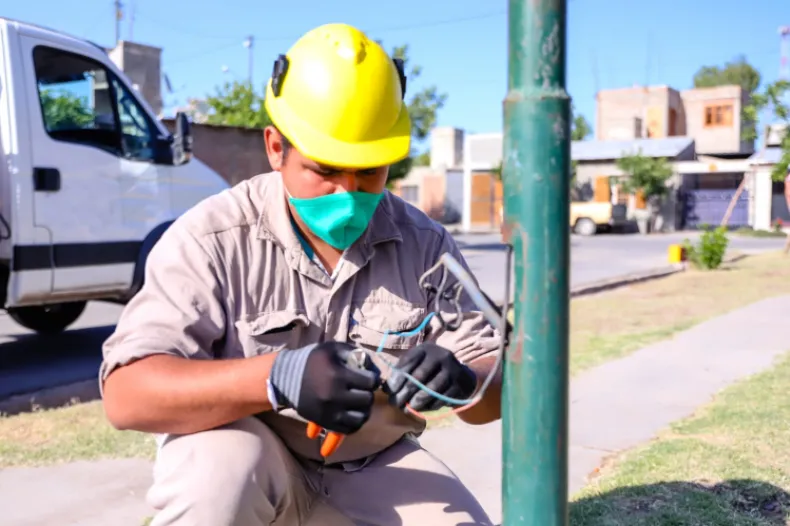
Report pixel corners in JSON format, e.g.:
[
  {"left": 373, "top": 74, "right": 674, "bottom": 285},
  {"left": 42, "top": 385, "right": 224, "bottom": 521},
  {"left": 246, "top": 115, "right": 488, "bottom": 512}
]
[{"left": 0, "top": 17, "right": 230, "bottom": 334}]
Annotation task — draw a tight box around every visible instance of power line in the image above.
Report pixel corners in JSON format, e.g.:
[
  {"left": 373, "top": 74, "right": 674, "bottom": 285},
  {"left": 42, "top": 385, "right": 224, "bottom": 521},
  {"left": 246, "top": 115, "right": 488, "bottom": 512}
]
[
  {"left": 134, "top": 10, "right": 242, "bottom": 41},
  {"left": 166, "top": 41, "right": 245, "bottom": 66},
  {"left": 161, "top": 9, "right": 506, "bottom": 67}
]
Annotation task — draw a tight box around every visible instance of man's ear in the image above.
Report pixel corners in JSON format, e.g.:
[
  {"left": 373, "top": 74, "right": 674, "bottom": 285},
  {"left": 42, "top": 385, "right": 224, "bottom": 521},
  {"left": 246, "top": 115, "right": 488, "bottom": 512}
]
[{"left": 264, "top": 126, "right": 285, "bottom": 171}]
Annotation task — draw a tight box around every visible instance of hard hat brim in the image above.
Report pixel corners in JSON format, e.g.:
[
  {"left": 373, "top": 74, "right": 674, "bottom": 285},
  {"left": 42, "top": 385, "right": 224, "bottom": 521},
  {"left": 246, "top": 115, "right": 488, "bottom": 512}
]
[{"left": 265, "top": 82, "right": 412, "bottom": 169}]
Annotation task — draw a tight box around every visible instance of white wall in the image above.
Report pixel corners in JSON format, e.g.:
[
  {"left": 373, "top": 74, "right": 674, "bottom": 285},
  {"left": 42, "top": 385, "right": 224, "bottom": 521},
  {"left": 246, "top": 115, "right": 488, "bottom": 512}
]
[{"left": 752, "top": 167, "right": 774, "bottom": 231}]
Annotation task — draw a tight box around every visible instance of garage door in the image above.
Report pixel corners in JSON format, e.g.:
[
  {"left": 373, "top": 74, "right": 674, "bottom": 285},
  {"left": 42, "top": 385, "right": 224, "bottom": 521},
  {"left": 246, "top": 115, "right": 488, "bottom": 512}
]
[{"left": 683, "top": 189, "right": 749, "bottom": 228}]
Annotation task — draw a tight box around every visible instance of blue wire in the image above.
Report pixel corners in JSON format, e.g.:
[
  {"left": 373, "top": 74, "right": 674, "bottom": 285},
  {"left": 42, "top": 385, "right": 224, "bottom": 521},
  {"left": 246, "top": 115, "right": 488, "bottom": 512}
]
[{"left": 376, "top": 311, "right": 478, "bottom": 406}]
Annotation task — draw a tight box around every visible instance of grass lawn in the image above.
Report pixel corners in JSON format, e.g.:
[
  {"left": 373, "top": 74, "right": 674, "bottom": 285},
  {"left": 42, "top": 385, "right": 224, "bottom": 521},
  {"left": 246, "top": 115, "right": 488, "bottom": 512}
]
[
  {"left": 733, "top": 226, "right": 788, "bottom": 238},
  {"left": 3, "top": 251, "right": 790, "bottom": 468},
  {"left": 569, "top": 351, "right": 790, "bottom": 525}
]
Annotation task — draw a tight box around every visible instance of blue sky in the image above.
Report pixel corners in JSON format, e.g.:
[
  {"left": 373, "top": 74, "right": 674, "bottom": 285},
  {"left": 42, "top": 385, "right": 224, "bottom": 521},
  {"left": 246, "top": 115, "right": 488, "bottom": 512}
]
[{"left": 7, "top": 0, "right": 787, "bottom": 145}]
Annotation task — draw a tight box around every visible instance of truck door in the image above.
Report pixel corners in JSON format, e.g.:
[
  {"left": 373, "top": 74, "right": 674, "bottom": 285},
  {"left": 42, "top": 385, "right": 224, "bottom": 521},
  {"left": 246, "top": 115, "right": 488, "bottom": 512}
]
[{"left": 18, "top": 36, "right": 169, "bottom": 295}]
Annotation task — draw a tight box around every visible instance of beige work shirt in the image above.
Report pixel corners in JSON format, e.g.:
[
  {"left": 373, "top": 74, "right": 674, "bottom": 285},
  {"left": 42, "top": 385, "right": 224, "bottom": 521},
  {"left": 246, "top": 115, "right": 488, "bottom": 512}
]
[{"left": 100, "top": 171, "right": 500, "bottom": 464}]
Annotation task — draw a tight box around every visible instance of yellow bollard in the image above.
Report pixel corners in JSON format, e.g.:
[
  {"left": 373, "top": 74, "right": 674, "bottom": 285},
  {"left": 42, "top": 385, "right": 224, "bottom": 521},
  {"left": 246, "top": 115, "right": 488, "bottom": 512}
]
[{"left": 668, "top": 244, "right": 684, "bottom": 264}]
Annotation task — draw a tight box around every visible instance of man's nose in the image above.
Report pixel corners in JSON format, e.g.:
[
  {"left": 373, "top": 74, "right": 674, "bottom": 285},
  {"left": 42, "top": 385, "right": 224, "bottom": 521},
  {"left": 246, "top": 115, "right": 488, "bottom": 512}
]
[{"left": 333, "top": 172, "right": 359, "bottom": 193}]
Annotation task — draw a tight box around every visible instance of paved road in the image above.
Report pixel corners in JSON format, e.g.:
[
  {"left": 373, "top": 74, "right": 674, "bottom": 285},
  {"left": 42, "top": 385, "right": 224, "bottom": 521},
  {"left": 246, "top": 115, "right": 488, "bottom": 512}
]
[
  {"left": 0, "top": 303, "right": 123, "bottom": 401},
  {"left": 0, "top": 232, "right": 785, "bottom": 402},
  {"left": 455, "top": 231, "right": 787, "bottom": 304}
]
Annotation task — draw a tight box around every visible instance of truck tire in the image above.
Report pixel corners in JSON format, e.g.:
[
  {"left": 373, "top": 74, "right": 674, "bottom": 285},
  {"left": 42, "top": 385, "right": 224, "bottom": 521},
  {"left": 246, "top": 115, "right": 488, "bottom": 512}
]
[
  {"left": 7, "top": 301, "right": 87, "bottom": 335},
  {"left": 574, "top": 217, "right": 598, "bottom": 236}
]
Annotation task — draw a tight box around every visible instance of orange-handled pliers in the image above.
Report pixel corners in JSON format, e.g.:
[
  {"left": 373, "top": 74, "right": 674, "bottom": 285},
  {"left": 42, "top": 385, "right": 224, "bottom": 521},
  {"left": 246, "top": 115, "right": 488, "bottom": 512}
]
[
  {"left": 306, "top": 421, "right": 345, "bottom": 458},
  {"left": 305, "top": 349, "right": 370, "bottom": 458}
]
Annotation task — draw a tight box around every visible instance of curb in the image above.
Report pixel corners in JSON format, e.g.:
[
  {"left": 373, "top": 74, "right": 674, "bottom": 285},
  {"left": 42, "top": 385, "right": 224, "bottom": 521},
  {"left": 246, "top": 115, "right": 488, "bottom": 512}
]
[
  {"left": 570, "top": 264, "right": 684, "bottom": 298},
  {"left": 0, "top": 379, "right": 100, "bottom": 416}
]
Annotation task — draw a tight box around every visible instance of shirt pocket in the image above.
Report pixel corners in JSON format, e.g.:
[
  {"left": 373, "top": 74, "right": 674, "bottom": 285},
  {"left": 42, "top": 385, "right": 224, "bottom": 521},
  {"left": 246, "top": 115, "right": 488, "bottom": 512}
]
[
  {"left": 234, "top": 310, "right": 310, "bottom": 356},
  {"left": 348, "top": 301, "right": 427, "bottom": 356}
]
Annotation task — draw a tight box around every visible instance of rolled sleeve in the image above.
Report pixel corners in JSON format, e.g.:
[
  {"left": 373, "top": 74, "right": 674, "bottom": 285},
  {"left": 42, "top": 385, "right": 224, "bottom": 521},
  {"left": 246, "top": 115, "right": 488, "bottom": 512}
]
[
  {"left": 99, "top": 222, "right": 227, "bottom": 390},
  {"left": 425, "top": 230, "right": 502, "bottom": 364}
]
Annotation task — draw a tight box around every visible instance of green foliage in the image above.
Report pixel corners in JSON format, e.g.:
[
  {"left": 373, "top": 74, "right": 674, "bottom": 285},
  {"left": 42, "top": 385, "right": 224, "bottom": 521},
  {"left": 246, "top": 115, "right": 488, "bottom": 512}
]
[
  {"left": 693, "top": 56, "right": 761, "bottom": 140},
  {"left": 693, "top": 56, "right": 761, "bottom": 93},
  {"left": 203, "top": 80, "right": 272, "bottom": 129},
  {"left": 615, "top": 152, "right": 673, "bottom": 199},
  {"left": 683, "top": 226, "right": 729, "bottom": 271},
  {"left": 385, "top": 44, "right": 447, "bottom": 183},
  {"left": 571, "top": 103, "right": 591, "bottom": 141},
  {"left": 744, "top": 79, "right": 790, "bottom": 181},
  {"left": 40, "top": 90, "right": 94, "bottom": 130}
]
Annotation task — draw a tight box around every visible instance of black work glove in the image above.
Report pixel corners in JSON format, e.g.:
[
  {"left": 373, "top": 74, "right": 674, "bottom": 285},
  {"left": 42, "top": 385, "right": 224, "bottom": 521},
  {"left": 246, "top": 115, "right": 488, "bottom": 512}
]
[
  {"left": 269, "top": 341, "right": 381, "bottom": 434},
  {"left": 385, "top": 342, "right": 478, "bottom": 412}
]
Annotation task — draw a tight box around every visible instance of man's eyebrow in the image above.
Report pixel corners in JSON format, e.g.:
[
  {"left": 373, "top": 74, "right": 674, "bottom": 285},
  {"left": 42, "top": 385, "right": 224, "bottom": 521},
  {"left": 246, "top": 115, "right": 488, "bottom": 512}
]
[{"left": 307, "top": 162, "right": 379, "bottom": 174}]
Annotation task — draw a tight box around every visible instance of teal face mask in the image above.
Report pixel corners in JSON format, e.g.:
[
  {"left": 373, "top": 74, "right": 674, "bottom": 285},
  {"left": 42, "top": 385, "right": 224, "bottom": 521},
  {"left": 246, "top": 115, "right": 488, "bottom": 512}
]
[{"left": 289, "top": 191, "right": 384, "bottom": 250}]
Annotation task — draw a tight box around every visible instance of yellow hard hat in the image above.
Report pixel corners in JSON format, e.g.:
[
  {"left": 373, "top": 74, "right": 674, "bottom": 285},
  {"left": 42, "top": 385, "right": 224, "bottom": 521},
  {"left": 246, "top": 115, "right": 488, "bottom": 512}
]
[{"left": 264, "top": 23, "right": 411, "bottom": 169}]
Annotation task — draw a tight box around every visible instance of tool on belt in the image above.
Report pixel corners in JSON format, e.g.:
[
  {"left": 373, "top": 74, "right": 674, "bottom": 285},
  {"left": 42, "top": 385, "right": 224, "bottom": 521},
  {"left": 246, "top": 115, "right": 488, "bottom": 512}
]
[{"left": 305, "top": 349, "right": 370, "bottom": 458}]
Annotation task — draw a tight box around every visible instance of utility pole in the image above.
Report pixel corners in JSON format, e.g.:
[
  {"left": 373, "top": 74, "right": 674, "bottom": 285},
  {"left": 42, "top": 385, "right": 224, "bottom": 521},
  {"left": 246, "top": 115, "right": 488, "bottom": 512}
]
[
  {"left": 128, "top": 0, "right": 136, "bottom": 42},
  {"left": 501, "top": 0, "right": 570, "bottom": 524},
  {"left": 114, "top": 0, "right": 124, "bottom": 46},
  {"left": 244, "top": 35, "right": 255, "bottom": 86}
]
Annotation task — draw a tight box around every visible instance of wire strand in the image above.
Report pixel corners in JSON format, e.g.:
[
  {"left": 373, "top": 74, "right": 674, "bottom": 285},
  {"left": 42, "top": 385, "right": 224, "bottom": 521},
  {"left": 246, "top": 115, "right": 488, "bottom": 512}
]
[{"left": 363, "top": 249, "right": 515, "bottom": 423}]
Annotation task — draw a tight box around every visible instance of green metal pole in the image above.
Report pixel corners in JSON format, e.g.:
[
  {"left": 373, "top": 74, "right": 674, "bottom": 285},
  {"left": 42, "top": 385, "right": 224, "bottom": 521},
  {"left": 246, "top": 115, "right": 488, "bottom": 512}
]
[{"left": 501, "top": 0, "right": 570, "bottom": 524}]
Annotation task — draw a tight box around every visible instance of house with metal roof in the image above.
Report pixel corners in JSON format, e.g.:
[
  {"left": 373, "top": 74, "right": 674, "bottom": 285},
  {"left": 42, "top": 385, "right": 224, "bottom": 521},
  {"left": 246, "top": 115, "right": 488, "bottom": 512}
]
[{"left": 391, "top": 125, "right": 785, "bottom": 234}]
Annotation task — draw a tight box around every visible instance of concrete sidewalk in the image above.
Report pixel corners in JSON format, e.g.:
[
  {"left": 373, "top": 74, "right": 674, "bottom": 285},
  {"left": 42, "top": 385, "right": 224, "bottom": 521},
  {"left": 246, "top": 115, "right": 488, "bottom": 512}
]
[
  {"left": 421, "top": 294, "right": 790, "bottom": 523},
  {"left": 2, "top": 295, "right": 790, "bottom": 525}
]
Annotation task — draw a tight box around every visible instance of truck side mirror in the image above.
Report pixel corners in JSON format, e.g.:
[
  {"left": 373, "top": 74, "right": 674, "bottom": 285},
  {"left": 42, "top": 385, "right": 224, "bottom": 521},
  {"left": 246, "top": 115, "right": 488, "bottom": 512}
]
[{"left": 172, "top": 111, "right": 193, "bottom": 165}]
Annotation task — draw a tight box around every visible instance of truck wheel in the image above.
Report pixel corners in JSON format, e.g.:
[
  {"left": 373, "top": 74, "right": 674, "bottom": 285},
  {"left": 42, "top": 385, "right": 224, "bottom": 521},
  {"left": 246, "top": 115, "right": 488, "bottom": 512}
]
[
  {"left": 7, "top": 301, "right": 87, "bottom": 335},
  {"left": 574, "top": 218, "right": 598, "bottom": 236}
]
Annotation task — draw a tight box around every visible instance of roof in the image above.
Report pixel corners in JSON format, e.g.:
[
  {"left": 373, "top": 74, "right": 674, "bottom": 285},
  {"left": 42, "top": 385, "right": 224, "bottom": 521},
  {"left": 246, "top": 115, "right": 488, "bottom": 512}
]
[
  {"left": 748, "top": 147, "right": 785, "bottom": 165},
  {"left": 571, "top": 136, "right": 695, "bottom": 162}
]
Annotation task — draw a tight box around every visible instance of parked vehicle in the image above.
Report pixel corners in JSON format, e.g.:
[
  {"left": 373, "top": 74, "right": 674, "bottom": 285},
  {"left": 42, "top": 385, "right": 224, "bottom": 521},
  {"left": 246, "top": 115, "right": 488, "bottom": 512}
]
[
  {"left": 570, "top": 201, "right": 628, "bottom": 236},
  {"left": 0, "top": 17, "right": 229, "bottom": 334}
]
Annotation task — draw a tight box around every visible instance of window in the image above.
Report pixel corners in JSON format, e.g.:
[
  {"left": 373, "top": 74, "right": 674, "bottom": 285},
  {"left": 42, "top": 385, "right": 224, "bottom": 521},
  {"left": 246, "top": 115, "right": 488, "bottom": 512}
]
[
  {"left": 112, "top": 77, "right": 156, "bottom": 161},
  {"left": 704, "top": 104, "right": 733, "bottom": 127},
  {"left": 400, "top": 185, "right": 419, "bottom": 203},
  {"left": 32, "top": 46, "right": 157, "bottom": 162}
]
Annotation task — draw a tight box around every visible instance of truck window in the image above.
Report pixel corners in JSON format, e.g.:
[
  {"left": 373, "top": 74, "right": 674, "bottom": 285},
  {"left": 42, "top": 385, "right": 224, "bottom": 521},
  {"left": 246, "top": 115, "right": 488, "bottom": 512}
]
[
  {"left": 32, "top": 46, "right": 121, "bottom": 155},
  {"left": 110, "top": 76, "right": 157, "bottom": 162}
]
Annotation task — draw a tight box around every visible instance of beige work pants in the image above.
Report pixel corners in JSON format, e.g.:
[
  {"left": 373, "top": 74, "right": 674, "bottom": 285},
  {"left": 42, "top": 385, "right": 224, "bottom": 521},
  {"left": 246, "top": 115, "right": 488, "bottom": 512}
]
[{"left": 147, "top": 417, "right": 493, "bottom": 525}]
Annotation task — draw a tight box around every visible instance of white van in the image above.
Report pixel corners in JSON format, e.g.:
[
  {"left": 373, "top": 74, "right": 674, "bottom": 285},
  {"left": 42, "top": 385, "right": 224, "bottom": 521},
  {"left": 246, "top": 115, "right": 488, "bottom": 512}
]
[{"left": 0, "top": 18, "right": 230, "bottom": 334}]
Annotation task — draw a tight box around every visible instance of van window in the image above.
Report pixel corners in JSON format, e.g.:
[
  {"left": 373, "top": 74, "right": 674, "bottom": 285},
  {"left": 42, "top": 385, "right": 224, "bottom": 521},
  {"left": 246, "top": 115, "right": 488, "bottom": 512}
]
[
  {"left": 32, "top": 46, "right": 121, "bottom": 155},
  {"left": 111, "top": 77, "right": 157, "bottom": 162}
]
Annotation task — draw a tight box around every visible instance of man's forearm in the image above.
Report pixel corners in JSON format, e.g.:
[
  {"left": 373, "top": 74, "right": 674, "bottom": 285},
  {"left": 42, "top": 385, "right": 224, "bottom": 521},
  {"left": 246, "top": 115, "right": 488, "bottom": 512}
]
[
  {"left": 458, "top": 356, "right": 502, "bottom": 425},
  {"left": 102, "top": 354, "right": 277, "bottom": 435}
]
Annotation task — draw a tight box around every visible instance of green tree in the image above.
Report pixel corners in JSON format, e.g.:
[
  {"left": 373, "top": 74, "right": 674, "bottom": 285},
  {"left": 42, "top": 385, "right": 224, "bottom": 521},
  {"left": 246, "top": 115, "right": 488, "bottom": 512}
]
[
  {"left": 616, "top": 152, "right": 673, "bottom": 198},
  {"left": 570, "top": 105, "right": 591, "bottom": 184},
  {"left": 40, "top": 90, "right": 94, "bottom": 130},
  {"left": 693, "top": 56, "right": 761, "bottom": 139},
  {"left": 616, "top": 152, "right": 673, "bottom": 233},
  {"left": 744, "top": 79, "right": 790, "bottom": 180},
  {"left": 204, "top": 81, "right": 271, "bottom": 129},
  {"left": 385, "top": 44, "right": 447, "bottom": 183},
  {"left": 571, "top": 104, "right": 591, "bottom": 141}
]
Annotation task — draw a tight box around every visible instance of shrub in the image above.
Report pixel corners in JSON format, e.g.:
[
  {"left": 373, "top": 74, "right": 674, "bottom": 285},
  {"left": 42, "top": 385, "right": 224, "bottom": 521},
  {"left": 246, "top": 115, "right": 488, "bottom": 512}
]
[{"left": 683, "top": 225, "right": 729, "bottom": 270}]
